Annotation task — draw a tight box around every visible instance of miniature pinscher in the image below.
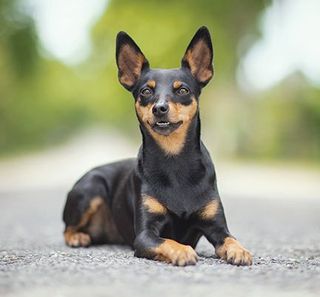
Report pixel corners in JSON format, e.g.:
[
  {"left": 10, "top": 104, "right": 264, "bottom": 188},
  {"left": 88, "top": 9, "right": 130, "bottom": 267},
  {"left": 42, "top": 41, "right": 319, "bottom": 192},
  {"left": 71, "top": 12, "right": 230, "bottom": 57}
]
[{"left": 62, "top": 26, "right": 253, "bottom": 266}]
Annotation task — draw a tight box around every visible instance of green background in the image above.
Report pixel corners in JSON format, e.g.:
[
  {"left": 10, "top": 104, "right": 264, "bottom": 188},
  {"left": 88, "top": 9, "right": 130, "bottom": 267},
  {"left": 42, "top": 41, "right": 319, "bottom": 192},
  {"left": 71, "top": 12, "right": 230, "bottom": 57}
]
[{"left": 1, "top": 0, "right": 319, "bottom": 162}]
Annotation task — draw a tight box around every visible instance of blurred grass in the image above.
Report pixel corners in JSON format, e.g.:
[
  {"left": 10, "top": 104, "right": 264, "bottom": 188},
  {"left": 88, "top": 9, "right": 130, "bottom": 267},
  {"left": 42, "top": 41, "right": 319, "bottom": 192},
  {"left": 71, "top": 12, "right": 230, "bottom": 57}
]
[{"left": 0, "top": 0, "right": 319, "bottom": 162}]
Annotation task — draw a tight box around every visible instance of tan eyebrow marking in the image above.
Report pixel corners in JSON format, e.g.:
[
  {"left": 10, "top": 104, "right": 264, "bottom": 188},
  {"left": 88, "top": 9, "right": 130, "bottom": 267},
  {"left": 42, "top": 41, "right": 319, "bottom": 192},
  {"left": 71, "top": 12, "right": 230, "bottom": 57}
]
[
  {"left": 147, "top": 80, "right": 156, "bottom": 88},
  {"left": 173, "top": 80, "right": 182, "bottom": 89}
]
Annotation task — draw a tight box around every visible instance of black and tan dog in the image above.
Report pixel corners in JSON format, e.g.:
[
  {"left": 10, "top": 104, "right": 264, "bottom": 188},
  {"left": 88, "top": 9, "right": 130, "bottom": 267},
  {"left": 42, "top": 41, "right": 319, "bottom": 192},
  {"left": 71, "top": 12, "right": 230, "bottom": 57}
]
[{"left": 63, "top": 26, "right": 252, "bottom": 266}]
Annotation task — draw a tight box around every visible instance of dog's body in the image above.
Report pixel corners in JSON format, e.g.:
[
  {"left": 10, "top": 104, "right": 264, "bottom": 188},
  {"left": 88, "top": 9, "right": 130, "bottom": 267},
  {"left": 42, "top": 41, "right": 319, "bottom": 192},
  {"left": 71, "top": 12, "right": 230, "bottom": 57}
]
[{"left": 63, "top": 27, "right": 252, "bottom": 266}]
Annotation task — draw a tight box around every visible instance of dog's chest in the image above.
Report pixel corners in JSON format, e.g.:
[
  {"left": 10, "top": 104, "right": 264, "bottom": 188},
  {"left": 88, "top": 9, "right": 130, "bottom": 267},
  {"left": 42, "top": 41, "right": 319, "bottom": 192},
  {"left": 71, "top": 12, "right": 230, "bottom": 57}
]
[
  {"left": 160, "top": 185, "right": 213, "bottom": 217},
  {"left": 141, "top": 147, "right": 217, "bottom": 217},
  {"left": 143, "top": 171, "right": 215, "bottom": 217}
]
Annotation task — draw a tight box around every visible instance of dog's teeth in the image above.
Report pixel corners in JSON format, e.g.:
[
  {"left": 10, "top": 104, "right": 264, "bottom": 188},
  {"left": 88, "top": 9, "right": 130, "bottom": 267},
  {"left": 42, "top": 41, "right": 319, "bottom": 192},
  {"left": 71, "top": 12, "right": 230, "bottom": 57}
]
[{"left": 156, "top": 122, "right": 169, "bottom": 127}]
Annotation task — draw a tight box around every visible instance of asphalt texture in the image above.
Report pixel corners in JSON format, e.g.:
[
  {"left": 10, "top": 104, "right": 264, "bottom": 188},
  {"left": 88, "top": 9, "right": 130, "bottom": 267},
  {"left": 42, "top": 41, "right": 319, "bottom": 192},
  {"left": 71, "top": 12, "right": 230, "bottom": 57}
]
[{"left": 1, "top": 188, "right": 319, "bottom": 297}]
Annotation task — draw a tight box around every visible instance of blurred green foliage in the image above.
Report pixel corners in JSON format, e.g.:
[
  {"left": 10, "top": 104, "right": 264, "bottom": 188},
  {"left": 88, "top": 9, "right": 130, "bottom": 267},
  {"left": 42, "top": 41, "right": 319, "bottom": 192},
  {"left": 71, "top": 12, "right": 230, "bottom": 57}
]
[
  {"left": 0, "top": 0, "right": 92, "bottom": 153},
  {"left": 239, "top": 78, "right": 320, "bottom": 160},
  {"left": 0, "top": 0, "right": 319, "bottom": 162}
]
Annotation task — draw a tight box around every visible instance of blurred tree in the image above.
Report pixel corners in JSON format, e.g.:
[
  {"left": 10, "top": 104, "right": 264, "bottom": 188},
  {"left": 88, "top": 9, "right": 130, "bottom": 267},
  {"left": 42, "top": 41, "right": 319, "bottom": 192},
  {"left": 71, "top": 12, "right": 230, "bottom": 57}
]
[
  {"left": 236, "top": 75, "right": 320, "bottom": 161},
  {"left": 0, "top": 0, "right": 39, "bottom": 151},
  {"left": 0, "top": 0, "right": 91, "bottom": 154},
  {"left": 1, "top": 0, "right": 319, "bottom": 163}
]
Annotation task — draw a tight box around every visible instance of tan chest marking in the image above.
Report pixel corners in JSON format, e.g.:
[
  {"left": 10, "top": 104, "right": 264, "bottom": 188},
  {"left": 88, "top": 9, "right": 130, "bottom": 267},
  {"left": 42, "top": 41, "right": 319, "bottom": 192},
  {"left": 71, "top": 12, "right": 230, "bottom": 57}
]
[
  {"left": 199, "top": 200, "right": 219, "bottom": 220},
  {"left": 142, "top": 195, "right": 167, "bottom": 215}
]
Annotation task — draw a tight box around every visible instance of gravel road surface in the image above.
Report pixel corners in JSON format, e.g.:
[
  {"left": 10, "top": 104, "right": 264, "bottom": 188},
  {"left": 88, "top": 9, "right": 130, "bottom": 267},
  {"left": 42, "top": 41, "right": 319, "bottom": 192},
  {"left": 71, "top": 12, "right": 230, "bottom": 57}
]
[
  {"left": 1, "top": 187, "right": 319, "bottom": 297},
  {"left": 1, "top": 131, "right": 319, "bottom": 296}
]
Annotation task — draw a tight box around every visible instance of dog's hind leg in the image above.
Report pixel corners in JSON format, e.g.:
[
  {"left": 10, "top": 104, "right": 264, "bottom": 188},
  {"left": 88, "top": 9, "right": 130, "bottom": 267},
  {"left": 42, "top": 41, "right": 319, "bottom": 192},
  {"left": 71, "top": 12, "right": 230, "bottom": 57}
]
[
  {"left": 63, "top": 177, "right": 123, "bottom": 247},
  {"left": 63, "top": 190, "right": 102, "bottom": 247}
]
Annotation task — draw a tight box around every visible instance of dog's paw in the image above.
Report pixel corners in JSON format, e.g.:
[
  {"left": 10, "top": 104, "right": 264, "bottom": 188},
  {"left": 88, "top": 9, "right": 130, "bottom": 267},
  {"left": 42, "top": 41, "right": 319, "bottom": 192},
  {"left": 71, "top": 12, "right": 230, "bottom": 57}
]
[
  {"left": 216, "top": 237, "right": 252, "bottom": 266},
  {"left": 154, "top": 239, "right": 198, "bottom": 266},
  {"left": 64, "top": 230, "right": 91, "bottom": 248}
]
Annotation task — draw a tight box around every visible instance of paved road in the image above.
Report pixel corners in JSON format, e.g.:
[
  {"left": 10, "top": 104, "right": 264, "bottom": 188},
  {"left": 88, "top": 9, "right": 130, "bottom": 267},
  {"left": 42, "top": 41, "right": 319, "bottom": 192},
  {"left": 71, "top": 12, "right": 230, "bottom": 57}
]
[{"left": 1, "top": 188, "right": 319, "bottom": 297}]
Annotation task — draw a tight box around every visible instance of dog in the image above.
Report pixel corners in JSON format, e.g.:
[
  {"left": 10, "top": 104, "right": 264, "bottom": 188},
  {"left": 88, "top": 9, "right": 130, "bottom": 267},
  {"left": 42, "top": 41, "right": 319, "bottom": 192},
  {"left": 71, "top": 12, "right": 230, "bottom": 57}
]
[{"left": 62, "top": 26, "right": 253, "bottom": 266}]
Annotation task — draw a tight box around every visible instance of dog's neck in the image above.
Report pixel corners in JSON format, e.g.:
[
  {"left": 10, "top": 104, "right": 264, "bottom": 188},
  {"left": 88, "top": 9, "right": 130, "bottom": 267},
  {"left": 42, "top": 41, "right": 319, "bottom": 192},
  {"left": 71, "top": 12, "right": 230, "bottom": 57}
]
[{"left": 140, "top": 114, "right": 202, "bottom": 162}]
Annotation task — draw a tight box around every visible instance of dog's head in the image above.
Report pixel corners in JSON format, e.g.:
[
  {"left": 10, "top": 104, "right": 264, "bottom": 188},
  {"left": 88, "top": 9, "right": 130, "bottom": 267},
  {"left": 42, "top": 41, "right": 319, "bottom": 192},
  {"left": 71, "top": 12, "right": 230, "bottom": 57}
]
[{"left": 116, "top": 27, "right": 213, "bottom": 154}]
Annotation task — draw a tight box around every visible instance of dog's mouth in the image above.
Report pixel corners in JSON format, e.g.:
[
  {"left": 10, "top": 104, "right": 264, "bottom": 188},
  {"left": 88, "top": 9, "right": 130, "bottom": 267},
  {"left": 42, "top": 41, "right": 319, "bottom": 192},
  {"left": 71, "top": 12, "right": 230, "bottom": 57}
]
[{"left": 150, "top": 120, "right": 183, "bottom": 136}]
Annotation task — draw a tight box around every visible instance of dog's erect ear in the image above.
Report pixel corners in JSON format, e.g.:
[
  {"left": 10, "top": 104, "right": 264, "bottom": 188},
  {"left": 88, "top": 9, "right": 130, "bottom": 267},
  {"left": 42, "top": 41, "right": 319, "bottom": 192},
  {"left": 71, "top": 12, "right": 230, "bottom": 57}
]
[
  {"left": 181, "top": 26, "right": 213, "bottom": 86},
  {"left": 116, "top": 31, "right": 149, "bottom": 90}
]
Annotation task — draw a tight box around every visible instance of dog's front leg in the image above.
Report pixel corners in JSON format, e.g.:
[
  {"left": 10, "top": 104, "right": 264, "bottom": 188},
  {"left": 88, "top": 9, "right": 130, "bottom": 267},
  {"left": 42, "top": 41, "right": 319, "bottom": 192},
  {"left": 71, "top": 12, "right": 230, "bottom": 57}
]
[
  {"left": 133, "top": 195, "right": 198, "bottom": 266},
  {"left": 199, "top": 199, "right": 253, "bottom": 266}
]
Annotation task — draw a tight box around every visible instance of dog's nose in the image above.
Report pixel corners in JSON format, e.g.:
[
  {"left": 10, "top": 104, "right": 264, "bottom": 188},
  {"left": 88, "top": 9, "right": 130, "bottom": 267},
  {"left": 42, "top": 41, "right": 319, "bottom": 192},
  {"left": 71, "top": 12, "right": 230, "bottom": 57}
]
[{"left": 152, "top": 102, "right": 169, "bottom": 116}]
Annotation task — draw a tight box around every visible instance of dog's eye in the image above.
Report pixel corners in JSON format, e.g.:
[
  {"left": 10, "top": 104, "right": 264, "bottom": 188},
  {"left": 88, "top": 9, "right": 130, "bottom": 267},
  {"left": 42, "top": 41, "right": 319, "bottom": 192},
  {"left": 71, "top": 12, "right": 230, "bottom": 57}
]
[
  {"left": 177, "top": 87, "right": 189, "bottom": 96},
  {"left": 140, "top": 87, "right": 153, "bottom": 97}
]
